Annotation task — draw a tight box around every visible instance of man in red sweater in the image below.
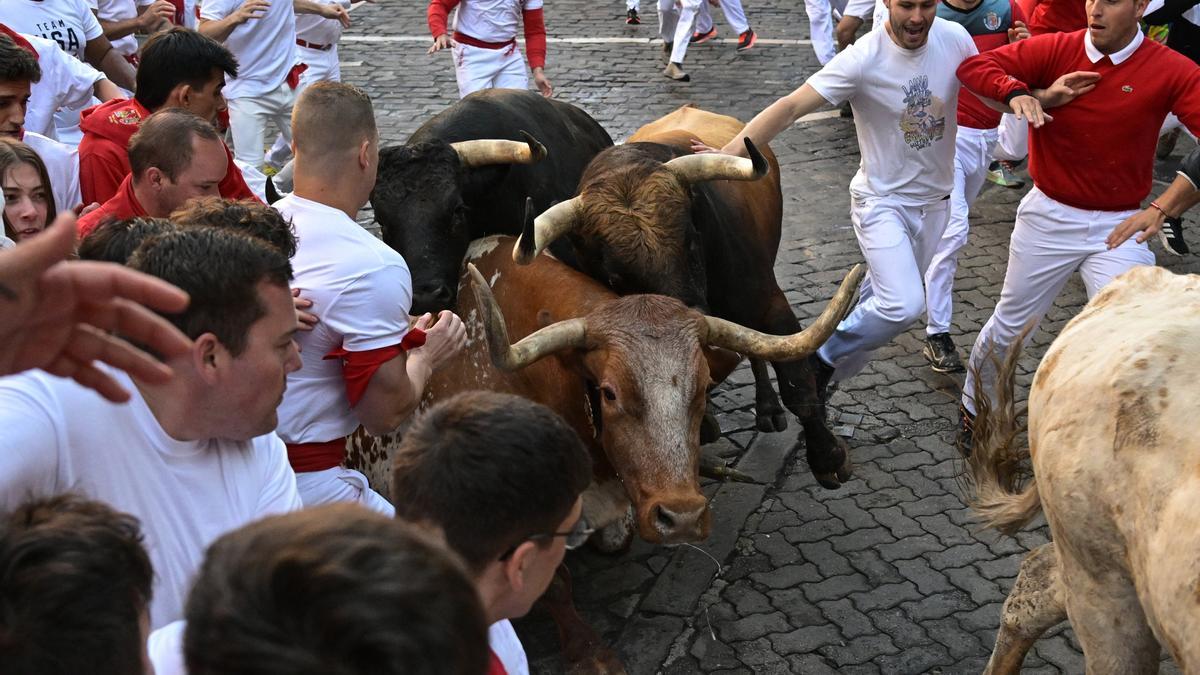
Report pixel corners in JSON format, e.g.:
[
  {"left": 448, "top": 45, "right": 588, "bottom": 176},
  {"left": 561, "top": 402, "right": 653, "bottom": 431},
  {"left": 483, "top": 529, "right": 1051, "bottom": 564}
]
[
  {"left": 426, "top": 0, "right": 551, "bottom": 98},
  {"left": 955, "top": 0, "right": 1200, "bottom": 442},
  {"left": 77, "top": 110, "right": 227, "bottom": 237},
  {"left": 77, "top": 27, "right": 254, "bottom": 206}
]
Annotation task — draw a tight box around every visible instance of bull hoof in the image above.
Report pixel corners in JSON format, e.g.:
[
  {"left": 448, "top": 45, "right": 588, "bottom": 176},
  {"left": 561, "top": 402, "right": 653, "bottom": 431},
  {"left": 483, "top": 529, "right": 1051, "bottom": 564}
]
[
  {"left": 755, "top": 411, "right": 788, "bottom": 433},
  {"left": 813, "top": 450, "right": 854, "bottom": 488}
]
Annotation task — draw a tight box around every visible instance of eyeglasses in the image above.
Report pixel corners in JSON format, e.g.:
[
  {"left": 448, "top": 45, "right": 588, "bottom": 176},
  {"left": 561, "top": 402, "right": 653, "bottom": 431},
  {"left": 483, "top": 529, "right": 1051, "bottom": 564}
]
[{"left": 498, "top": 518, "right": 595, "bottom": 560}]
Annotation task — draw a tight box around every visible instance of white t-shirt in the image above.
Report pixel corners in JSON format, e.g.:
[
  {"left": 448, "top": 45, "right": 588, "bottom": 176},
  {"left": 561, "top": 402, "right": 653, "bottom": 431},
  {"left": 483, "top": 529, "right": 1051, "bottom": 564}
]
[
  {"left": 147, "top": 621, "right": 187, "bottom": 675},
  {"left": 23, "top": 130, "right": 83, "bottom": 212},
  {"left": 274, "top": 194, "right": 413, "bottom": 445},
  {"left": 454, "top": 0, "right": 542, "bottom": 42},
  {"left": 0, "top": 366, "right": 302, "bottom": 629},
  {"left": 89, "top": 0, "right": 140, "bottom": 56},
  {"left": 200, "top": 0, "right": 298, "bottom": 99},
  {"left": 490, "top": 620, "right": 530, "bottom": 675},
  {"left": 22, "top": 32, "right": 105, "bottom": 139},
  {"left": 806, "top": 17, "right": 977, "bottom": 204},
  {"left": 0, "top": 0, "right": 103, "bottom": 61},
  {"left": 295, "top": 0, "right": 350, "bottom": 46}
]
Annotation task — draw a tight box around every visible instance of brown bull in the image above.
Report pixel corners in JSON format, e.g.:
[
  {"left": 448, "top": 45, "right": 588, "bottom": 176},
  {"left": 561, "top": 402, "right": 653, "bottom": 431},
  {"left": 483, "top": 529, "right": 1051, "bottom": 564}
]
[
  {"left": 513, "top": 105, "right": 853, "bottom": 490},
  {"left": 964, "top": 266, "right": 1200, "bottom": 674}
]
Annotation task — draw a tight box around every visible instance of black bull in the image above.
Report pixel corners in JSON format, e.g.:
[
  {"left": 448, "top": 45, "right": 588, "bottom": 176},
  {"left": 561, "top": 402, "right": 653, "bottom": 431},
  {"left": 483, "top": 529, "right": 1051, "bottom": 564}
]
[{"left": 370, "top": 88, "right": 613, "bottom": 314}]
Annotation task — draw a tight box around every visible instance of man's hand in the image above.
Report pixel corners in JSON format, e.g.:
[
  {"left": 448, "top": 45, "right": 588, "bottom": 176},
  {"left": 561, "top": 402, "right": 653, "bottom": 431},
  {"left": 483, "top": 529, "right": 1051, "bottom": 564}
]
[
  {"left": 428, "top": 33, "right": 455, "bottom": 53},
  {"left": 0, "top": 212, "right": 193, "bottom": 402},
  {"left": 1007, "top": 20, "right": 1030, "bottom": 42},
  {"left": 138, "top": 0, "right": 176, "bottom": 31},
  {"left": 292, "top": 288, "right": 318, "bottom": 331},
  {"left": 409, "top": 310, "right": 466, "bottom": 370},
  {"left": 318, "top": 3, "right": 351, "bottom": 27},
  {"left": 1106, "top": 207, "right": 1165, "bottom": 249},
  {"left": 1036, "top": 71, "right": 1100, "bottom": 109},
  {"left": 233, "top": 0, "right": 271, "bottom": 24},
  {"left": 689, "top": 138, "right": 723, "bottom": 154},
  {"left": 533, "top": 67, "right": 553, "bottom": 97},
  {"left": 1008, "top": 94, "right": 1054, "bottom": 128}
]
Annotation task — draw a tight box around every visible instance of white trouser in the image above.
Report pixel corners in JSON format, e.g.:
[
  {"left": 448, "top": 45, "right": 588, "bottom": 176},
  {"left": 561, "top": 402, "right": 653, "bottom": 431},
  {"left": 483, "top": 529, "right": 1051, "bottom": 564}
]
[
  {"left": 817, "top": 195, "right": 951, "bottom": 379},
  {"left": 295, "top": 466, "right": 396, "bottom": 516},
  {"left": 227, "top": 80, "right": 295, "bottom": 170},
  {"left": 453, "top": 41, "right": 528, "bottom": 98},
  {"left": 1159, "top": 112, "right": 1198, "bottom": 141},
  {"left": 806, "top": 0, "right": 838, "bottom": 63},
  {"left": 694, "top": 0, "right": 750, "bottom": 35},
  {"left": 267, "top": 44, "right": 341, "bottom": 168},
  {"left": 925, "top": 125, "right": 998, "bottom": 335},
  {"left": 659, "top": 0, "right": 703, "bottom": 63},
  {"left": 992, "top": 112, "right": 1028, "bottom": 162},
  {"left": 962, "top": 187, "right": 1155, "bottom": 413}
]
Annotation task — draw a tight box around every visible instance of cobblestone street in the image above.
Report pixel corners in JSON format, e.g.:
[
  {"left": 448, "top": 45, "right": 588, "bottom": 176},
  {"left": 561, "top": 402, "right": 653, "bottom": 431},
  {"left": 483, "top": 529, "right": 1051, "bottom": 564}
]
[{"left": 339, "top": 0, "right": 1200, "bottom": 671}]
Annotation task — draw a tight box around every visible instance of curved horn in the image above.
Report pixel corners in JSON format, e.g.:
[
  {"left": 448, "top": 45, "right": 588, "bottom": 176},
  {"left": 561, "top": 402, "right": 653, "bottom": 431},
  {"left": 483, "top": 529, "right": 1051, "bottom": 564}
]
[
  {"left": 466, "top": 263, "right": 587, "bottom": 371},
  {"left": 512, "top": 196, "right": 582, "bottom": 265},
  {"left": 451, "top": 131, "right": 548, "bottom": 168},
  {"left": 664, "top": 137, "right": 769, "bottom": 184},
  {"left": 701, "top": 264, "right": 865, "bottom": 361}
]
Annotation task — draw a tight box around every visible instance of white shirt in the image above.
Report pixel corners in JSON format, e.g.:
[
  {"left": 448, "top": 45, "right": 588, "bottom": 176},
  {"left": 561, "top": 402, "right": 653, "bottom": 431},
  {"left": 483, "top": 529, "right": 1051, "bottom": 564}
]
[
  {"left": 295, "top": 0, "right": 350, "bottom": 46},
  {"left": 147, "top": 621, "right": 187, "bottom": 675},
  {"left": 200, "top": 0, "right": 298, "bottom": 99},
  {"left": 0, "top": 366, "right": 302, "bottom": 629},
  {"left": 454, "top": 0, "right": 542, "bottom": 42},
  {"left": 274, "top": 194, "right": 413, "bottom": 445},
  {"left": 0, "top": 0, "right": 103, "bottom": 61},
  {"left": 489, "top": 620, "right": 530, "bottom": 675},
  {"left": 23, "top": 130, "right": 83, "bottom": 212},
  {"left": 21, "top": 32, "right": 105, "bottom": 139},
  {"left": 89, "top": 0, "right": 140, "bottom": 56},
  {"left": 807, "top": 17, "right": 977, "bottom": 204}
]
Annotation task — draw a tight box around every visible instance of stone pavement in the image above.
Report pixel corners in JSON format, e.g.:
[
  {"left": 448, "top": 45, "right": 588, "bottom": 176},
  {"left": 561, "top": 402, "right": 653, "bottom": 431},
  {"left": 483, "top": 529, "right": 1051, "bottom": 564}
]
[{"left": 336, "top": 1, "right": 1200, "bottom": 671}]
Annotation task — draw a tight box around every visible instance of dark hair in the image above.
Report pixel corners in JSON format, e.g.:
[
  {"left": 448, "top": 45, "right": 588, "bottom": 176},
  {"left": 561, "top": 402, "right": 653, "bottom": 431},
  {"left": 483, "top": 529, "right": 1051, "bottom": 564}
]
[
  {"left": 171, "top": 197, "right": 297, "bottom": 259},
  {"left": 135, "top": 27, "right": 237, "bottom": 111},
  {"left": 128, "top": 108, "right": 222, "bottom": 181},
  {"left": 392, "top": 391, "right": 592, "bottom": 573},
  {"left": 0, "top": 494, "right": 153, "bottom": 675},
  {"left": 77, "top": 216, "right": 177, "bottom": 263},
  {"left": 127, "top": 227, "right": 292, "bottom": 356},
  {"left": 0, "top": 138, "right": 55, "bottom": 237},
  {"left": 183, "top": 504, "right": 489, "bottom": 675},
  {"left": 0, "top": 34, "right": 41, "bottom": 84}
]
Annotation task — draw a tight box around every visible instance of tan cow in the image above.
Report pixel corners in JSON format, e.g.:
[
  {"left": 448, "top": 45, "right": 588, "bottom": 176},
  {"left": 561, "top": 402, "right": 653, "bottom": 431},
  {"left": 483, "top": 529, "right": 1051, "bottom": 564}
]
[{"left": 965, "top": 266, "right": 1200, "bottom": 673}]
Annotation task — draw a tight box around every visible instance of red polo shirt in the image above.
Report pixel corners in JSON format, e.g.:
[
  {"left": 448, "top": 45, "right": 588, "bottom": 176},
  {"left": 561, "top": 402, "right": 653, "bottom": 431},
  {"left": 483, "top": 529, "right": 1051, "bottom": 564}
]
[
  {"left": 76, "top": 174, "right": 148, "bottom": 237},
  {"left": 957, "top": 29, "right": 1200, "bottom": 211}
]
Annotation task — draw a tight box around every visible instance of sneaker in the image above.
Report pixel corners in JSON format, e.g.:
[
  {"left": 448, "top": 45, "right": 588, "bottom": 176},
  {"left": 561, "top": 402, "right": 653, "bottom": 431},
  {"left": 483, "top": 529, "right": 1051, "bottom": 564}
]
[
  {"left": 986, "top": 160, "right": 1025, "bottom": 189},
  {"left": 736, "top": 28, "right": 757, "bottom": 51},
  {"left": 956, "top": 406, "right": 975, "bottom": 457},
  {"left": 811, "top": 354, "right": 837, "bottom": 404},
  {"left": 923, "top": 332, "right": 965, "bottom": 373},
  {"left": 1156, "top": 127, "right": 1181, "bottom": 160},
  {"left": 662, "top": 62, "right": 690, "bottom": 81},
  {"left": 625, "top": 8, "right": 640, "bottom": 24},
  {"left": 1158, "top": 216, "right": 1190, "bottom": 256},
  {"left": 690, "top": 27, "right": 717, "bottom": 43}
]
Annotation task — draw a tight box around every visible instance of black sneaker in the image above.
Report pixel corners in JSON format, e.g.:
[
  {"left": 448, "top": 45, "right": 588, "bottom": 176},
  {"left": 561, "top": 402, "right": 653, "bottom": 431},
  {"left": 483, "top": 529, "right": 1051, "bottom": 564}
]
[
  {"left": 690, "top": 27, "right": 717, "bottom": 43},
  {"left": 956, "top": 406, "right": 975, "bottom": 457},
  {"left": 736, "top": 28, "right": 757, "bottom": 52},
  {"left": 812, "top": 355, "right": 837, "bottom": 404},
  {"left": 1159, "top": 216, "right": 1189, "bottom": 256},
  {"left": 625, "top": 8, "right": 640, "bottom": 24},
  {"left": 923, "top": 332, "right": 964, "bottom": 373}
]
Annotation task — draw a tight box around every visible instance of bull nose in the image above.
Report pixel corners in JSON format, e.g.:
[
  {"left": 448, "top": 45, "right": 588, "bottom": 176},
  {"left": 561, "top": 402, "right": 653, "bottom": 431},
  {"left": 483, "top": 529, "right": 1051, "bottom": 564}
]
[
  {"left": 412, "top": 283, "right": 455, "bottom": 313},
  {"left": 653, "top": 503, "right": 707, "bottom": 542}
]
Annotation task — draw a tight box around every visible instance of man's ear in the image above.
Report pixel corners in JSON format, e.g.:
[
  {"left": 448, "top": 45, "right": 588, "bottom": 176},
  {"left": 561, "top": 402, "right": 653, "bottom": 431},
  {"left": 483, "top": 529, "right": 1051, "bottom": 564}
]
[
  {"left": 165, "top": 83, "right": 189, "bottom": 110},
  {"left": 359, "top": 138, "right": 372, "bottom": 170},
  {"left": 502, "top": 541, "right": 539, "bottom": 593},
  {"left": 192, "top": 333, "right": 224, "bottom": 384},
  {"left": 144, "top": 167, "right": 166, "bottom": 190}
]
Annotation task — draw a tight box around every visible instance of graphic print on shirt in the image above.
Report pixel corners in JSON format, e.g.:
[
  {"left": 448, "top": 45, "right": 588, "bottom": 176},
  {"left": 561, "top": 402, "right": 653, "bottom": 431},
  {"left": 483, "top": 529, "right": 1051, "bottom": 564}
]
[
  {"left": 898, "top": 74, "right": 945, "bottom": 150},
  {"left": 33, "top": 19, "right": 81, "bottom": 55}
]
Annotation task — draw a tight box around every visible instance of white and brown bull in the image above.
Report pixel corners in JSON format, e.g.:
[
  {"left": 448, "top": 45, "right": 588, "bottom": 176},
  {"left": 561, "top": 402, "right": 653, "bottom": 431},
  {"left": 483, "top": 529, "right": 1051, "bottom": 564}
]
[{"left": 964, "top": 266, "right": 1200, "bottom": 673}]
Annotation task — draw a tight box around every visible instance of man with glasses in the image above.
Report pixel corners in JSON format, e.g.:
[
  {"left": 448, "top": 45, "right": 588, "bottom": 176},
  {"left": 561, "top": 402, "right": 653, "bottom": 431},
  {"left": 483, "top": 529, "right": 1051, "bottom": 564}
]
[{"left": 391, "top": 390, "right": 592, "bottom": 675}]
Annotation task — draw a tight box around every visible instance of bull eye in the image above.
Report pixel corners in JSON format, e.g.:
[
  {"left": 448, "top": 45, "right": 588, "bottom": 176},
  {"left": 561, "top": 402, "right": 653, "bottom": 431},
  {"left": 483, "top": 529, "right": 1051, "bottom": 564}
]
[{"left": 600, "top": 385, "right": 617, "bottom": 402}]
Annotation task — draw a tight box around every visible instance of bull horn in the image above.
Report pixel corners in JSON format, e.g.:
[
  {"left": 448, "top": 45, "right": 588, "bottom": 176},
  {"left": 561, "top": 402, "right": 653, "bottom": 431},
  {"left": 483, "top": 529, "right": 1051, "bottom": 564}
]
[
  {"left": 512, "top": 196, "right": 582, "bottom": 265},
  {"left": 450, "top": 131, "right": 548, "bottom": 168},
  {"left": 701, "top": 264, "right": 865, "bottom": 361},
  {"left": 663, "top": 137, "right": 769, "bottom": 184},
  {"left": 467, "top": 262, "right": 587, "bottom": 371}
]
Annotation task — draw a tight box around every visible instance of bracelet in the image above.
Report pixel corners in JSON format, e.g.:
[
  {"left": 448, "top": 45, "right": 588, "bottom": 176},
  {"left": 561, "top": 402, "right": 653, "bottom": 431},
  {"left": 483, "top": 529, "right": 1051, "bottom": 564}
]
[{"left": 1149, "top": 201, "right": 1176, "bottom": 219}]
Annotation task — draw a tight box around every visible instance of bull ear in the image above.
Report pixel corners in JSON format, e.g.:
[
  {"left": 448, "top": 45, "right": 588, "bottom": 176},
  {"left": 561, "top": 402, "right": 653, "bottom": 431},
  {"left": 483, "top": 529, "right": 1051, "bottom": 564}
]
[
  {"left": 664, "top": 137, "right": 770, "bottom": 184},
  {"left": 467, "top": 263, "right": 588, "bottom": 371},
  {"left": 702, "top": 264, "right": 865, "bottom": 360}
]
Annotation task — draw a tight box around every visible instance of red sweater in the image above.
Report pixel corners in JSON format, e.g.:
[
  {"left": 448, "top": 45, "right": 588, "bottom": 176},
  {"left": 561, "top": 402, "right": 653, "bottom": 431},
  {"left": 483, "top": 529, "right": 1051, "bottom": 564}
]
[
  {"left": 426, "top": 0, "right": 546, "bottom": 69},
  {"left": 1021, "top": 0, "right": 1086, "bottom": 35},
  {"left": 77, "top": 174, "right": 147, "bottom": 237},
  {"left": 942, "top": 0, "right": 1029, "bottom": 129},
  {"left": 77, "top": 98, "right": 258, "bottom": 205},
  {"left": 957, "top": 30, "right": 1200, "bottom": 210}
]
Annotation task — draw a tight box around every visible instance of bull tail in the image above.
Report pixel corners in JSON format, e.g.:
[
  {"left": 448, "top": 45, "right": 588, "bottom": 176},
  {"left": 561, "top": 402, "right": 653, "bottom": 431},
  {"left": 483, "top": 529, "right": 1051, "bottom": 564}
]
[{"left": 959, "top": 338, "right": 1042, "bottom": 537}]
